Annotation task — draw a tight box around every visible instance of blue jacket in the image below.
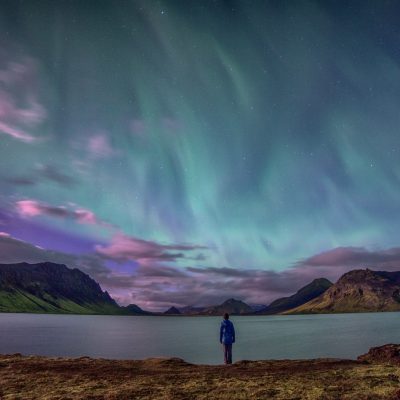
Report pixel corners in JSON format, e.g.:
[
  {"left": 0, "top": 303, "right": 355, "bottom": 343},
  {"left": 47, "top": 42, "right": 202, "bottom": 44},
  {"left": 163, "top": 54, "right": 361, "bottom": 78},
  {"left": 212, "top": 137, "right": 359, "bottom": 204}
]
[{"left": 220, "top": 319, "right": 235, "bottom": 344}]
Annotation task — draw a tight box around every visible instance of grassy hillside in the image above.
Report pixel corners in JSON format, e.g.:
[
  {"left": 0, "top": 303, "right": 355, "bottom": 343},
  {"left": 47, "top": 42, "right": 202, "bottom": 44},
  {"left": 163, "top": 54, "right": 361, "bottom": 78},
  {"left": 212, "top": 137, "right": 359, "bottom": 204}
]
[
  {"left": 260, "top": 278, "right": 332, "bottom": 314},
  {"left": 285, "top": 269, "right": 400, "bottom": 314},
  {"left": 0, "top": 288, "right": 122, "bottom": 314}
]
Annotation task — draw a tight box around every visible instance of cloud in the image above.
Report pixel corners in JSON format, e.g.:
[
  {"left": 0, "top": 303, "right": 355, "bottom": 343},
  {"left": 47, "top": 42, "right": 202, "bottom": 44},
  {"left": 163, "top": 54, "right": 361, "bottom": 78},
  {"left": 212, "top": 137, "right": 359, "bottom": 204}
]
[
  {"left": 130, "top": 119, "right": 147, "bottom": 136},
  {"left": 187, "top": 266, "right": 254, "bottom": 277},
  {"left": 298, "top": 246, "right": 400, "bottom": 268},
  {"left": 15, "top": 200, "right": 111, "bottom": 228},
  {"left": 74, "top": 209, "right": 99, "bottom": 224},
  {"left": 4, "top": 176, "right": 36, "bottom": 186},
  {"left": 3, "top": 225, "right": 400, "bottom": 312},
  {"left": 0, "top": 231, "right": 109, "bottom": 277},
  {"left": 0, "top": 231, "right": 138, "bottom": 296},
  {"left": 3, "top": 164, "right": 76, "bottom": 187},
  {"left": 135, "top": 264, "right": 187, "bottom": 278},
  {"left": 107, "top": 262, "right": 308, "bottom": 311},
  {"left": 0, "top": 230, "right": 284, "bottom": 311},
  {"left": 0, "top": 120, "right": 37, "bottom": 143},
  {"left": 87, "top": 133, "right": 117, "bottom": 158},
  {"left": 69, "top": 133, "right": 120, "bottom": 175},
  {"left": 291, "top": 246, "right": 400, "bottom": 285},
  {"left": 35, "top": 165, "right": 76, "bottom": 186},
  {"left": 119, "top": 245, "right": 400, "bottom": 311},
  {"left": 16, "top": 200, "right": 47, "bottom": 217},
  {"left": 162, "top": 117, "right": 182, "bottom": 134},
  {"left": 95, "top": 233, "right": 207, "bottom": 266},
  {"left": 0, "top": 56, "right": 46, "bottom": 143}
]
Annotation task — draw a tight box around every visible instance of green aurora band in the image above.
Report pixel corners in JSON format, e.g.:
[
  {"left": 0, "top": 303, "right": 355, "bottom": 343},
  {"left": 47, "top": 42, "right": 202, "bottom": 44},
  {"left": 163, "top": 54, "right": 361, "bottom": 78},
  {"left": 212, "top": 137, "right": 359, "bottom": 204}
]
[{"left": 1, "top": 1, "right": 400, "bottom": 308}]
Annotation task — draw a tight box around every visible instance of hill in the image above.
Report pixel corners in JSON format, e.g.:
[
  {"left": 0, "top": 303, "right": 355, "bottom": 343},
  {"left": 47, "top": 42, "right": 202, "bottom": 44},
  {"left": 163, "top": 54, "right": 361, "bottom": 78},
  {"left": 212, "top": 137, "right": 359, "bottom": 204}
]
[
  {"left": 178, "top": 305, "right": 206, "bottom": 315},
  {"left": 0, "top": 262, "right": 144, "bottom": 315},
  {"left": 200, "top": 298, "right": 253, "bottom": 315},
  {"left": 164, "top": 306, "right": 181, "bottom": 315},
  {"left": 259, "top": 278, "right": 332, "bottom": 314},
  {"left": 120, "top": 303, "right": 151, "bottom": 315},
  {"left": 286, "top": 269, "right": 400, "bottom": 314}
]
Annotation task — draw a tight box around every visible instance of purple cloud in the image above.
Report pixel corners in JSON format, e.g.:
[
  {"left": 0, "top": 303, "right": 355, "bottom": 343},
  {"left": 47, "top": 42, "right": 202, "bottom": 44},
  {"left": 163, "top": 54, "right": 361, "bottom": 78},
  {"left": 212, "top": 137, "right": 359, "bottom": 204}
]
[
  {"left": 0, "top": 231, "right": 109, "bottom": 277},
  {"left": 87, "top": 133, "right": 118, "bottom": 158},
  {"left": 35, "top": 165, "right": 76, "bottom": 186},
  {"left": 298, "top": 246, "right": 400, "bottom": 268},
  {"left": 3, "top": 164, "right": 76, "bottom": 187},
  {"left": 4, "top": 176, "right": 36, "bottom": 186},
  {"left": 95, "top": 233, "right": 207, "bottom": 266},
  {"left": 289, "top": 246, "right": 400, "bottom": 286},
  {"left": 15, "top": 199, "right": 112, "bottom": 228},
  {"left": 130, "top": 119, "right": 147, "bottom": 136},
  {"left": 0, "top": 232, "right": 138, "bottom": 300},
  {"left": 0, "top": 231, "right": 285, "bottom": 310},
  {"left": 162, "top": 117, "right": 183, "bottom": 134},
  {"left": 2, "top": 227, "right": 400, "bottom": 312},
  {"left": 0, "top": 56, "right": 46, "bottom": 143},
  {"left": 118, "top": 246, "right": 400, "bottom": 311}
]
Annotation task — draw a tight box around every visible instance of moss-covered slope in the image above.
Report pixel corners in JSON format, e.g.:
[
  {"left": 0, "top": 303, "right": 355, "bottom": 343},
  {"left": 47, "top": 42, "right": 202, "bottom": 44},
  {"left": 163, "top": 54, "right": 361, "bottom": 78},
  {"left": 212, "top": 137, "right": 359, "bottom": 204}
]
[{"left": 0, "top": 262, "right": 144, "bottom": 314}]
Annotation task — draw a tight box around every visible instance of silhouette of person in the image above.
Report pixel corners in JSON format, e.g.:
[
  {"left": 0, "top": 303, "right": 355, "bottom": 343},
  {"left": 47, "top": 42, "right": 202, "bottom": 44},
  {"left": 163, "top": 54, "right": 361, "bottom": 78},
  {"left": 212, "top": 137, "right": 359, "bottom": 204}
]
[{"left": 220, "top": 312, "right": 235, "bottom": 364}]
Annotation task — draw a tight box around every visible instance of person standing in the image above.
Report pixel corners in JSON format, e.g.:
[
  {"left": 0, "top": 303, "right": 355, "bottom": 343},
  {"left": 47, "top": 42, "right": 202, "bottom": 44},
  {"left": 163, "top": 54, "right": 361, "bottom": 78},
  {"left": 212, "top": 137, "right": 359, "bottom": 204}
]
[{"left": 220, "top": 313, "right": 235, "bottom": 364}]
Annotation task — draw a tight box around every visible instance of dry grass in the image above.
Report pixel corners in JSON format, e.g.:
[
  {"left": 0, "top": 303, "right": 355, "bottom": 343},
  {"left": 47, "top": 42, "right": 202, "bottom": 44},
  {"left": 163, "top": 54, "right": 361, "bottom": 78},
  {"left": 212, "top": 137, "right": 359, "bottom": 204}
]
[{"left": 0, "top": 354, "right": 400, "bottom": 399}]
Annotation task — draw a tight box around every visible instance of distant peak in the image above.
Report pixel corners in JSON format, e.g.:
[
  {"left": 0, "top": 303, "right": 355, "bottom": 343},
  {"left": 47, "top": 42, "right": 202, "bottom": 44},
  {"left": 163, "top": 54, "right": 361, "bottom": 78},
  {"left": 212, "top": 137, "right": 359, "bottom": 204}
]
[
  {"left": 339, "top": 268, "right": 377, "bottom": 280},
  {"left": 164, "top": 306, "right": 181, "bottom": 315},
  {"left": 310, "top": 278, "right": 332, "bottom": 285},
  {"left": 223, "top": 298, "right": 241, "bottom": 303}
]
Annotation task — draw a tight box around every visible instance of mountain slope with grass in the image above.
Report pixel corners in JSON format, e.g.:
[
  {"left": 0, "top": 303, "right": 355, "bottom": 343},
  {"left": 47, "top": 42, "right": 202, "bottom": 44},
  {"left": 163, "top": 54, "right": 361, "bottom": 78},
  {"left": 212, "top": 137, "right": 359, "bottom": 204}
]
[
  {"left": 0, "top": 262, "right": 137, "bottom": 314},
  {"left": 259, "top": 278, "right": 332, "bottom": 314},
  {"left": 286, "top": 269, "right": 400, "bottom": 314}
]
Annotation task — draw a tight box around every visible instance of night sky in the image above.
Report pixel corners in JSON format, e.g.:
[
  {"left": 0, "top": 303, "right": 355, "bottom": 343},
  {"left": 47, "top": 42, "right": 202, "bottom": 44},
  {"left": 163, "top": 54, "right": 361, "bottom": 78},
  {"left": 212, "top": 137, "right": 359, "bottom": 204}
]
[{"left": 1, "top": 0, "right": 400, "bottom": 310}]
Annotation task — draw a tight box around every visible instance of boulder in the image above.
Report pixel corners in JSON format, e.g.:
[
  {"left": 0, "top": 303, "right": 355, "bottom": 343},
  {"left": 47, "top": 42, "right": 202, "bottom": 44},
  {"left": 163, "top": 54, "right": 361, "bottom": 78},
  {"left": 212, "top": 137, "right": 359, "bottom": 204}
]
[{"left": 358, "top": 344, "right": 400, "bottom": 364}]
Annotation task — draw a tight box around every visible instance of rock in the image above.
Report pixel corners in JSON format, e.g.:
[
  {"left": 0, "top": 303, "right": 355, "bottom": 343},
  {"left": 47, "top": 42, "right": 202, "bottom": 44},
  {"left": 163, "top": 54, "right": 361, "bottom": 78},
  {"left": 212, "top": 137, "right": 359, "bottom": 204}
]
[
  {"left": 357, "top": 344, "right": 400, "bottom": 364},
  {"left": 394, "top": 389, "right": 400, "bottom": 400}
]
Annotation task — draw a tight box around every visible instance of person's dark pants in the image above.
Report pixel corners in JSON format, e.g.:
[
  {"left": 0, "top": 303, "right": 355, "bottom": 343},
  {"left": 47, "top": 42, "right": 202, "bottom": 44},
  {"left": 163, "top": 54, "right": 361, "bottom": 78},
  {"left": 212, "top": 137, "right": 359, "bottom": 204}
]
[{"left": 223, "top": 344, "right": 233, "bottom": 364}]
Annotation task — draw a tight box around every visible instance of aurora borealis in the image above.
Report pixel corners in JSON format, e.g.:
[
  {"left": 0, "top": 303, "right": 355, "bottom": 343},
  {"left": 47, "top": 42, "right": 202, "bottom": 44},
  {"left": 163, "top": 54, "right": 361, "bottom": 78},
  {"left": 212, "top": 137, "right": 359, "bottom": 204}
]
[{"left": 1, "top": 1, "right": 400, "bottom": 310}]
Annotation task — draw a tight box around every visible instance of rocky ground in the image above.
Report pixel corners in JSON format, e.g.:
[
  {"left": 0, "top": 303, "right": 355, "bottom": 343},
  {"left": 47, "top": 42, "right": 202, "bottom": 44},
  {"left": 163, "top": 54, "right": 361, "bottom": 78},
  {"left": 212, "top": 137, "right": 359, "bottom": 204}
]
[{"left": 1, "top": 345, "right": 400, "bottom": 399}]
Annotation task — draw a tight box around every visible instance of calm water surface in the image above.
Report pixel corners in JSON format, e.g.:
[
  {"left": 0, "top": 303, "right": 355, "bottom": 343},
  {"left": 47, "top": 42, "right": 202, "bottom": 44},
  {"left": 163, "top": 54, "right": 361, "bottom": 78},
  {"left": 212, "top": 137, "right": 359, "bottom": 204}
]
[{"left": 0, "top": 313, "right": 399, "bottom": 364}]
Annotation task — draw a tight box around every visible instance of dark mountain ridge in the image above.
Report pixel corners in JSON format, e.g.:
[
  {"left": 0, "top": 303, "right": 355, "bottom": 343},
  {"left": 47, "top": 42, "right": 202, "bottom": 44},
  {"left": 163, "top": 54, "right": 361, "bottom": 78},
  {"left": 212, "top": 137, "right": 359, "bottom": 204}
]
[
  {"left": 164, "top": 306, "right": 181, "bottom": 315},
  {"left": 199, "top": 298, "right": 253, "bottom": 315},
  {"left": 0, "top": 262, "right": 146, "bottom": 315},
  {"left": 259, "top": 278, "right": 332, "bottom": 314},
  {"left": 0, "top": 262, "right": 116, "bottom": 305},
  {"left": 121, "top": 303, "right": 151, "bottom": 315}
]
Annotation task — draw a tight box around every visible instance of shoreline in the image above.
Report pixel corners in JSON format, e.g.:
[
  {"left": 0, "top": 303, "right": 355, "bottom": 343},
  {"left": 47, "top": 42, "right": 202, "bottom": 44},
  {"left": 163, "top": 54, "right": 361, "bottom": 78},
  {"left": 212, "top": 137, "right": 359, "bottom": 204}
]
[{"left": 1, "top": 345, "right": 400, "bottom": 399}]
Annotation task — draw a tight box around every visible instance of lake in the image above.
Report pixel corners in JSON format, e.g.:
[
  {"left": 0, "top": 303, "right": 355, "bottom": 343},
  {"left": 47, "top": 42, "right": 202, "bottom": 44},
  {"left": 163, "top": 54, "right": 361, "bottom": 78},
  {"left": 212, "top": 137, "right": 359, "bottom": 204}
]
[{"left": 0, "top": 312, "right": 399, "bottom": 364}]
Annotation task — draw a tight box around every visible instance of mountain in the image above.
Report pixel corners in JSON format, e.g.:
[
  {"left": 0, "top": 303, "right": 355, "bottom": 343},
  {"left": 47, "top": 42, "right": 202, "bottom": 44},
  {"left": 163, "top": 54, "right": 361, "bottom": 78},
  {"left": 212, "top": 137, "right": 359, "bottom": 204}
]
[
  {"left": 120, "top": 303, "right": 151, "bottom": 315},
  {"left": 200, "top": 298, "right": 253, "bottom": 315},
  {"left": 0, "top": 262, "right": 144, "bottom": 315},
  {"left": 259, "top": 278, "right": 332, "bottom": 314},
  {"left": 286, "top": 269, "right": 400, "bottom": 314},
  {"left": 248, "top": 303, "right": 267, "bottom": 312},
  {"left": 178, "top": 305, "right": 206, "bottom": 315},
  {"left": 164, "top": 306, "right": 181, "bottom": 315}
]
